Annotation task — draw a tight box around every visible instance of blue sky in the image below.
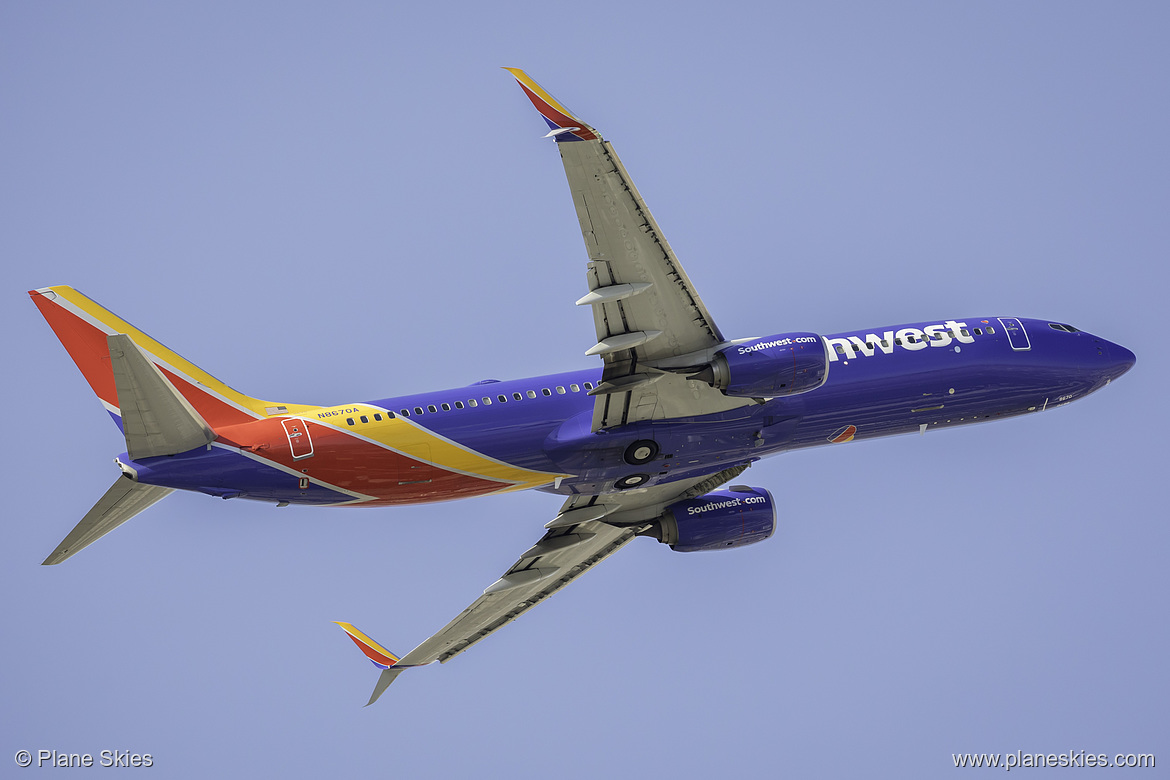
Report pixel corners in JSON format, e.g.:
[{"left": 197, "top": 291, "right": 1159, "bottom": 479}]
[{"left": 3, "top": 2, "right": 1166, "bottom": 777}]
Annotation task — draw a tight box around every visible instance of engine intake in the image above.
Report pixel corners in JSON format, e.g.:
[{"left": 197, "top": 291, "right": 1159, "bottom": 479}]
[
  {"left": 691, "top": 332, "right": 828, "bottom": 398},
  {"left": 644, "top": 486, "right": 776, "bottom": 552}
]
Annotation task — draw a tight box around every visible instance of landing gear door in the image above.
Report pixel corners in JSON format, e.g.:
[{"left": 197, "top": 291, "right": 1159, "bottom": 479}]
[
  {"left": 281, "top": 418, "right": 315, "bottom": 460},
  {"left": 998, "top": 318, "right": 1031, "bottom": 351}
]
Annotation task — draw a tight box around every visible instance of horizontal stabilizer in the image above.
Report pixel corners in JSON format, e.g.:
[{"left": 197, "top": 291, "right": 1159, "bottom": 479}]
[
  {"left": 43, "top": 476, "right": 174, "bottom": 565},
  {"left": 108, "top": 334, "right": 216, "bottom": 459}
]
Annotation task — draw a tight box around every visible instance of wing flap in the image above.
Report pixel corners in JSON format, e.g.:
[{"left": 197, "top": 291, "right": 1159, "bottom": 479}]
[{"left": 43, "top": 476, "right": 174, "bottom": 565}]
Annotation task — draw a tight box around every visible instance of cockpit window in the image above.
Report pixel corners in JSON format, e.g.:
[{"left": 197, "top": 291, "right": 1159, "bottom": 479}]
[{"left": 1049, "top": 323, "right": 1079, "bottom": 333}]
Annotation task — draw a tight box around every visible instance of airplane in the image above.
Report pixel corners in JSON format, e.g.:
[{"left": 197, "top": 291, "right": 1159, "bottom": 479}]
[{"left": 30, "top": 68, "right": 1136, "bottom": 705}]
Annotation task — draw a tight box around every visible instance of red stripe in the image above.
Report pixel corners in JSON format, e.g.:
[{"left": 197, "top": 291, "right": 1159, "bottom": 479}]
[
  {"left": 517, "top": 83, "right": 597, "bottom": 141},
  {"left": 158, "top": 367, "right": 255, "bottom": 427},
  {"left": 217, "top": 418, "right": 507, "bottom": 504},
  {"left": 31, "top": 291, "right": 119, "bottom": 407},
  {"left": 29, "top": 291, "right": 257, "bottom": 428},
  {"left": 343, "top": 633, "right": 398, "bottom": 666}
]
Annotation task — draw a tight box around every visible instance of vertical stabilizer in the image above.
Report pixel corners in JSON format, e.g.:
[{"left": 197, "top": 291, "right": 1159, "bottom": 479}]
[{"left": 29, "top": 286, "right": 314, "bottom": 429}]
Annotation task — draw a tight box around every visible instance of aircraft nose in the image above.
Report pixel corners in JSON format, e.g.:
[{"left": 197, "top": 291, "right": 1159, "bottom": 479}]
[{"left": 1107, "top": 342, "right": 1136, "bottom": 379}]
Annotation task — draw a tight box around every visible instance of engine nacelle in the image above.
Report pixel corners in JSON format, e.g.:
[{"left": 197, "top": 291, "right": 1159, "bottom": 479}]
[
  {"left": 692, "top": 332, "right": 829, "bottom": 398},
  {"left": 645, "top": 487, "right": 776, "bottom": 552}
]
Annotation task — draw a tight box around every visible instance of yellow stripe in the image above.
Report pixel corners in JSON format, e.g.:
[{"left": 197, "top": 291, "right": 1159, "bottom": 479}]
[
  {"left": 45, "top": 285, "right": 569, "bottom": 487},
  {"left": 44, "top": 285, "right": 315, "bottom": 418},
  {"left": 334, "top": 622, "right": 399, "bottom": 663},
  {"left": 309, "top": 403, "right": 567, "bottom": 486},
  {"left": 502, "top": 67, "right": 581, "bottom": 122}
]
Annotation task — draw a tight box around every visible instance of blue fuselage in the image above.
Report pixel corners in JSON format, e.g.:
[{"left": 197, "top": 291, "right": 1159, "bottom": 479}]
[{"left": 124, "top": 317, "right": 1135, "bottom": 505}]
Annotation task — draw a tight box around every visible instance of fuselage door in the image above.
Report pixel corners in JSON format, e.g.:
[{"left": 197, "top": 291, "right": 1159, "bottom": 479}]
[
  {"left": 998, "top": 318, "right": 1031, "bottom": 351},
  {"left": 281, "top": 418, "right": 315, "bottom": 460}
]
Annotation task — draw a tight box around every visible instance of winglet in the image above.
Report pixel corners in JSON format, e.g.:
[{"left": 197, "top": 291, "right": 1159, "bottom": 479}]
[
  {"left": 334, "top": 622, "right": 400, "bottom": 668},
  {"left": 503, "top": 68, "right": 600, "bottom": 142},
  {"left": 335, "top": 622, "right": 405, "bottom": 706}
]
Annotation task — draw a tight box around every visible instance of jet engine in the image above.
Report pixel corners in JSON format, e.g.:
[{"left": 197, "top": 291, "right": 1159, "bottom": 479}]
[
  {"left": 642, "top": 486, "right": 776, "bottom": 552},
  {"left": 690, "top": 332, "right": 829, "bottom": 398}
]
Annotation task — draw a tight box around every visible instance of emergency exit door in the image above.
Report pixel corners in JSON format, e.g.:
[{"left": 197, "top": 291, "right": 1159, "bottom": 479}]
[
  {"left": 281, "top": 418, "right": 315, "bottom": 460},
  {"left": 998, "top": 318, "right": 1031, "bottom": 351}
]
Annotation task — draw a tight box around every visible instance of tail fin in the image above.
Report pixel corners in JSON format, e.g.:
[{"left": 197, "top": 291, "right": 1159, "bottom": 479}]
[
  {"left": 29, "top": 286, "right": 309, "bottom": 430},
  {"left": 334, "top": 622, "right": 406, "bottom": 705}
]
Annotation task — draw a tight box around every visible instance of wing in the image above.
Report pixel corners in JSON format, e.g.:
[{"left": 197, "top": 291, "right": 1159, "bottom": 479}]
[
  {"left": 505, "top": 69, "right": 754, "bottom": 430},
  {"left": 335, "top": 71, "right": 762, "bottom": 705},
  {"left": 337, "top": 465, "right": 749, "bottom": 704}
]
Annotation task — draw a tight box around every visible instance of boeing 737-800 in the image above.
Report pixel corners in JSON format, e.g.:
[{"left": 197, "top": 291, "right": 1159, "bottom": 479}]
[{"left": 30, "top": 69, "right": 1135, "bottom": 704}]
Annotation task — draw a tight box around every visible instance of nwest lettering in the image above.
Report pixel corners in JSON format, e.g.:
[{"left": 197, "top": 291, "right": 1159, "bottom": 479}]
[{"left": 824, "top": 320, "right": 974, "bottom": 362}]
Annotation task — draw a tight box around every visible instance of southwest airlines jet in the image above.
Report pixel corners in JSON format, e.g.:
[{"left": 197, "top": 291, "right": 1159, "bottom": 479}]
[{"left": 30, "top": 70, "right": 1135, "bottom": 704}]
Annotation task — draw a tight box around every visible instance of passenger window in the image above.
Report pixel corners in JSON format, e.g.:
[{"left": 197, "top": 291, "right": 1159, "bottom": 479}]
[
  {"left": 894, "top": 338, "right": 902, "bottom": 345},
  {"left": 986, "top": 326, "right": 995, "bottom": 334},
  {"left": 570, "top": 384, "right": 580, "bottom": 392},
  {"left": 542, "top": 388, "right": 551, "bottom": 396},
  {"left": 835, "top": 345, "right": 845, "bottom": 354},
  {"left": 526, "top": 390, "right": 537, "bottom": 399},
  {"left": 468, "top": 399, "right": 477, "bottom": 407},
  {"left": 498, "top": 395, "right": 507, "bottom": 403},
  {"left": 556, "top": 386, "right": 566, "bottom": 394},
  {"left": 482, "top": 397, "right": 492, "bottom": 405},
  {"left": 514, "top": 392, "right": 523, "bottom": 401},
  {"left": 427, "top": 405, "right": 437, "bottom": 413},
  {"left": 441, "top": 403, "right": 451, "bottom": 411},
  {"left": 360, "top": 415, "right": 369, "bottom": 424},
  {"left": 401, "top": 409, "right": 410, "bottom": 417},
  {"left": 455, "top": 401, "right": 464, "bottom": 409},
  {"left": 974, "top": 328, "right": 982, "bottom": 336},
  {"left": 346, "top": 418, "right": 355, "bottom": 426},
  {"left": 414, "top": 407, "right": 424, "bottom": 415},
  {"left": 961, "top": 329, "right": 970, "bottom": 337},
  {"left": 373, "top": 413, "right": 382, "bottom": 422},
  {"left": 584, "top": 382, "right": 594, "bottom": 390}
]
